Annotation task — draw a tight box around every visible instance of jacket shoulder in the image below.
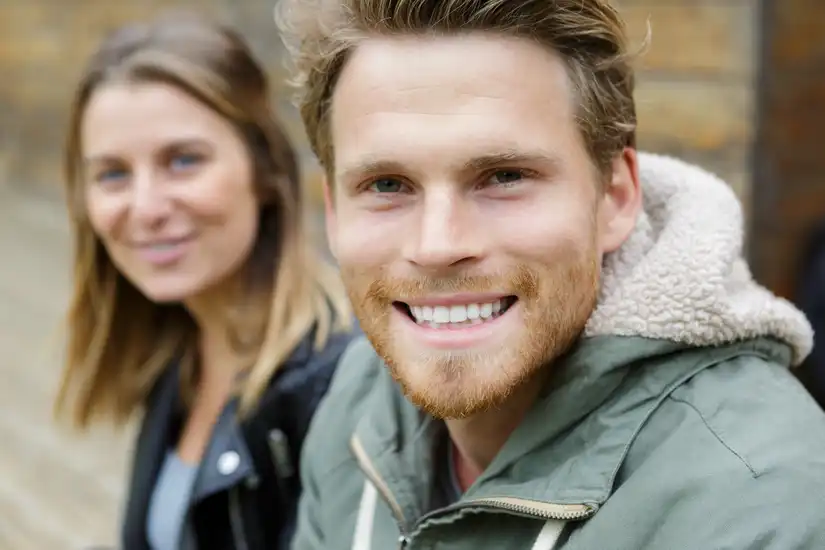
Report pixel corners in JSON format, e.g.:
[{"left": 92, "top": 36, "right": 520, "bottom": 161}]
[
  {"left": 272, "top": 328, "right": 358, "bottom": 391},
  {"left": 254, "top": 328, "right": 359, "bottom": 437},
  {"left": 600, "top": 353, "right": 825, "bottom": 548},
  {"left": 665, "top": 351, "right": 825, "bottom": 477},
  {"left": 301, "top": 336, "right": 385, "bottom": 478},
  {"left": 623, "top": 350, "right": 825, "bottom": 477}
]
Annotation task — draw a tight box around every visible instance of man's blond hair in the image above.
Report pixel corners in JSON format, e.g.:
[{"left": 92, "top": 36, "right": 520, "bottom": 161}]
[{"left": 275, "top": 0, "right": 638, "bottom": 178}]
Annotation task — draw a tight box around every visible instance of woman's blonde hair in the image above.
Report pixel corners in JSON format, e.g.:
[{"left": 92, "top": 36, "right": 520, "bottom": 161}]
[{"left": 55, "top": 12, "right": 351, "bottom": 430}]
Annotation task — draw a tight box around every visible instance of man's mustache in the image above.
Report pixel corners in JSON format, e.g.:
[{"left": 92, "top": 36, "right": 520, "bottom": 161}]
[{"left": 362, "top": 268, "right": 539, "bottom": 301}]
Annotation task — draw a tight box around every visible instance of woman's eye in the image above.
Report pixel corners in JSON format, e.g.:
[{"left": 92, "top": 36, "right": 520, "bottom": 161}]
[
  {"left": 369, "top": 178, "right": 405, "bottom": 193},
  {"left": 170, "top": 153, "right": 202, "bottom": 171},
  {"left": 96, "top": 167, "right": 129, "bottom": 184}
]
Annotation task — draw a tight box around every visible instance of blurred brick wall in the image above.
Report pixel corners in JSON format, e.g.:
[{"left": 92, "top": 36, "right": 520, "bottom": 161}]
[
  {"left": 624, "top": 0, "right": 758, "bottom": 207},
  {"left": 1, "top": 0, "right": 758, "bottom": 215},
  {"left": 751, "top": 0, "right": 825, "bottom": 299},
  {"left": 0, "top": 1, "right": 310, "bottom": 194}
]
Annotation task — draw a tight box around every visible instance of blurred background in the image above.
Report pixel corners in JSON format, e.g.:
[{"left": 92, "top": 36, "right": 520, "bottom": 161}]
[{"left": 1, "top": 0, "right": 824, "bottom": 548}]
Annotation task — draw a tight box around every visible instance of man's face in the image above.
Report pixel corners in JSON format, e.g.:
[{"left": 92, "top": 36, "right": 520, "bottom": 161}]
[{"left": 328, "top": 33, "right": 631, "bottom": 419}]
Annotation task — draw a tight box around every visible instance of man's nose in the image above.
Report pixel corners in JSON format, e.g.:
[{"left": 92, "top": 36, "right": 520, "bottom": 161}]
[{"left": 404, "top": 189, "right": 481, "bottom": 271}]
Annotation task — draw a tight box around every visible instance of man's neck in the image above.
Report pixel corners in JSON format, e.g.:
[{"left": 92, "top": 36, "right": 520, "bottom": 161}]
[{"left": 445, "top": 372, "right": 549, "bottom": 492}]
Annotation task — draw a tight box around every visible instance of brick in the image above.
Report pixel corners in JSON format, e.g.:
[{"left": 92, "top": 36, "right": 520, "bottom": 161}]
[
  {"left": 754, "top": 151, "right": 825, "bottom": 209},
  {"left": 760, "top": 75, "right": 825, "bottom": 158},
  {"left": 620, "top": 0, "right": 757, "bottom": 78},
  {"left": 635, "top": 77, "right": 753, "bottom": 153},
  {"left": 776, "top": 182, "right": 825, "bottom": 232},
  {"left": 750, "top": 189, "right": 825, "bottom": 298},
  {"left": 749, "top": 233, "right": 803, "bottom": 300},
  {"left": 768, "top": 0, "right": 825, "bottom": 71},
  {"left": 0, "top": 149, "right": 10, "bottom": 187},
  {"left": 751, "top": 0, "right": 825, "bottom": 298},
  {"left": 753, "top": 219, "right": 824, "bottom": 301}
]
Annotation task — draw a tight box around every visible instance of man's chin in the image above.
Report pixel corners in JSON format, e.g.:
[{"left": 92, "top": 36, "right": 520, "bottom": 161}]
[
  {"left": 389, "top": 366, "right": 514, "bottom": 419},
  {"left": 405, "top": 387, "right": 500, "bottom": 419}
]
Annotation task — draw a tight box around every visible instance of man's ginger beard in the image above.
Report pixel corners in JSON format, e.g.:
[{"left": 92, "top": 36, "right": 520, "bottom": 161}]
[{"left": 341, "top": 245, "right": 600, "bottom": 419}]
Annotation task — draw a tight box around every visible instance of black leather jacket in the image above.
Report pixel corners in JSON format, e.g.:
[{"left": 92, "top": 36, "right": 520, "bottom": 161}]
[{"left": 120, "top": 328, "right": 356, "bottom": 550}]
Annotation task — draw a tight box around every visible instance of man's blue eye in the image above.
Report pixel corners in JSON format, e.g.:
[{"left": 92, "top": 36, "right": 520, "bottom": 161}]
[
  {"left": 491, "top": 170, "right": 523, "bottom": 185},
  {"left": 370, "top": 179, "right": 404, "bottom": 193}
]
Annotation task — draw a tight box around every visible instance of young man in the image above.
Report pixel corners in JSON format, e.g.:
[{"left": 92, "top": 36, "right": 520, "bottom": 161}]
[{"left": 275, "top": 1, "right": 825, "bottom": 548}]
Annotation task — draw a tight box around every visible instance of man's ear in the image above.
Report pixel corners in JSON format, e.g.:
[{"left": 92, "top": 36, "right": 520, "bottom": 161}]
[
  {"left": 323, "top": 175, "right": 338, "bottom": 259},
  {"left": 599, "top": 147, "right": 642, "bottom": 254}
]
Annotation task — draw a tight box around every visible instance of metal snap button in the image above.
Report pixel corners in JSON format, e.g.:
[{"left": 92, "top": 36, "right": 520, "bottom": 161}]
[{"left": 217, "top": 450, "right": 240, "bottom": 475}]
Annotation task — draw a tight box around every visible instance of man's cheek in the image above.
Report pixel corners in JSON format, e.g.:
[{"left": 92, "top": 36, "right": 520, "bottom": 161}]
[{"left": 336, "top": 225, "right": 394, "bottom": 266}]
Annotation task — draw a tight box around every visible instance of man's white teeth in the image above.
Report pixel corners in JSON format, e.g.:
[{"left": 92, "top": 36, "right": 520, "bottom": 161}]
[
  {"left": 150, "top": 243, "right": 177, "bottom": 251},
  {"left": 409, "top": 299, "right": 507, "bottom": 326}
]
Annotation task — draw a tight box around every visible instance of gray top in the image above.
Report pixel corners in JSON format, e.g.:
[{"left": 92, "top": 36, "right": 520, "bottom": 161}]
[{"left": 147, "top": 451, "right": 199, "bottom": 550}]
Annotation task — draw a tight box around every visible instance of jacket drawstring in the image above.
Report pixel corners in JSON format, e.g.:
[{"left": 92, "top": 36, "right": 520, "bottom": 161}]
[
  {"left": 530, "top": 519, "right": 566, "bottom": 550},
  {"left": 352, "top": 479, "right": 378, "bottom": 550}
]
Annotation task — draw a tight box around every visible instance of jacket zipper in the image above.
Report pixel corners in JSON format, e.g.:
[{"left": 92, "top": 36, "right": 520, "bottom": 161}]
[
  {"left": 461, "top": 496, "right": 593, "bottom": 520},
  {"left": 350, "top": 435, "right": 595, "bottom": 548},
  {"left": 229, "top": 486, "right": 250, "bottom": 550}
]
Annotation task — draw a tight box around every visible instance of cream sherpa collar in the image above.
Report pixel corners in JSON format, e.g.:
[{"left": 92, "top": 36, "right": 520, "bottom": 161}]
[{"left": 585, "top": 153, "right": 813, "bottom": 365}]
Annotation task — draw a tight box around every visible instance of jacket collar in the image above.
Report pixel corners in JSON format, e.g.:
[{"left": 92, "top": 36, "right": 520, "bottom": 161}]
[{"left": 120, "top": 364, "right": 257, "bottom": 549}]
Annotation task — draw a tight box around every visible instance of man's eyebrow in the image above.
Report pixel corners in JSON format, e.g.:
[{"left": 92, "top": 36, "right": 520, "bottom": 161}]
[
  {"left": 337, "top": 149, "right": 562, "bottom": 184},
  {"left": 461, "top": 150, "right": 563, "bottom": 173},
  {"left": 337, "top": 159, "right": 407, "bottom": 185}
]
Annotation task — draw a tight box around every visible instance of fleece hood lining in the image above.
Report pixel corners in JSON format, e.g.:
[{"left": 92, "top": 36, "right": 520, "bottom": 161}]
[{"left": 584, "top": 153, "right": 812, "bottom": 366}]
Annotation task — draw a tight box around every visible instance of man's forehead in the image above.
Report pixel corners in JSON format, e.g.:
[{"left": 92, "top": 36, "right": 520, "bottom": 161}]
[{"left": 329, "top": 32, "right": 574, "bottom": 118}]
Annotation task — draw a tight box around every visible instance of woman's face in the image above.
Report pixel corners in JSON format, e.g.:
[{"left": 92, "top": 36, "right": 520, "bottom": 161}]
[{"left": 81, "top": 81, "right": 259, "bottom": 303}]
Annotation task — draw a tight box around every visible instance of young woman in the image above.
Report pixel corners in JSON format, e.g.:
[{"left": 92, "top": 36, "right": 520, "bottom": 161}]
[{"left": 54, "top": 13, "right": 355, "bottom": 550}]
